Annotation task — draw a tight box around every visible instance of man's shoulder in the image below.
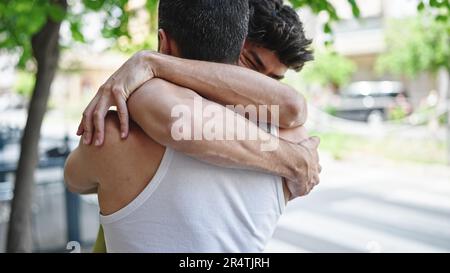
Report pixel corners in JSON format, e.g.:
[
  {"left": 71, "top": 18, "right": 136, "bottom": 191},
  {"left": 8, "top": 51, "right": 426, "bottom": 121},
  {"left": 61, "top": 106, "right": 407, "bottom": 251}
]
[
  {"left": 102, "top": 110, "right": 164, "bottom": 157},
  {"left": 81, "top": 111, "right": 165, "bottom": 183},
  {"left": 93, "top": 111, "right": 166, "bottom": 214}
]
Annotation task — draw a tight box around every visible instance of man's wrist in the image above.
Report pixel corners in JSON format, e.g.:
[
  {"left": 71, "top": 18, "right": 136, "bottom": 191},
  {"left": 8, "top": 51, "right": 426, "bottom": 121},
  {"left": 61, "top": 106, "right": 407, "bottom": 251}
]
[{"left": 138, "top": 50, "right": 162, "bottom": 78}]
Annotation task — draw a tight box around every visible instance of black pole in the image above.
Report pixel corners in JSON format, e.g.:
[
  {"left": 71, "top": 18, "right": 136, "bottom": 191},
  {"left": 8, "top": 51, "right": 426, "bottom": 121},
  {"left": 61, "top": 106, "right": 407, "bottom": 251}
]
[
  {"left": 63, "top": 135, "right": 81, "bottom": 243},
  {"left": 65, "top": 188, "right": 81, "bottom": 243}
]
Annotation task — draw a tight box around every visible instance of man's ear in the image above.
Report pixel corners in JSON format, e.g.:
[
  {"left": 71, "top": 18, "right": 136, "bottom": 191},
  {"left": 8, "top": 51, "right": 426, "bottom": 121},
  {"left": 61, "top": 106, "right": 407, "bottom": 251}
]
[
  {"left": 158, "top": 29, "right": 171, "bottom": 55},
  {"left": 242, "top": 39, "right": 253, "bottom": 52}
]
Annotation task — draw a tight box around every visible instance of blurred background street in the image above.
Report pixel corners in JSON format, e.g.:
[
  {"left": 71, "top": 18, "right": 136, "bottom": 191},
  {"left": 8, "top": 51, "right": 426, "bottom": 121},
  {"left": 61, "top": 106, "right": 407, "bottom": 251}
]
[{"left": 266, "top": 152, "right": 450, "bottom": 252}]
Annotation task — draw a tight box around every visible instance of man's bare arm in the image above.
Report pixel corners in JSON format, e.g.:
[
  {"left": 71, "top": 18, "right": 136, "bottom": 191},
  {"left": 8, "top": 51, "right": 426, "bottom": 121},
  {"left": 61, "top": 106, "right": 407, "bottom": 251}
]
[
  {"left": 127, "top": 79, "right": 320, "bottom": 198},
  {"left": 147, "top": 52, "right": 307, "bottom": 128},
  {"left": 77, "top": 51, "right": 308, "bottom": 145}
]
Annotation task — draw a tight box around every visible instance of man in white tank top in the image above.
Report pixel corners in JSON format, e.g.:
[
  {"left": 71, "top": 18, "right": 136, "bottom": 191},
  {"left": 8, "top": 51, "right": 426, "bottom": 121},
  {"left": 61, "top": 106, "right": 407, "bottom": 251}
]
[{"left": 65, "top": 0, "right": 321, "bottom": 252}]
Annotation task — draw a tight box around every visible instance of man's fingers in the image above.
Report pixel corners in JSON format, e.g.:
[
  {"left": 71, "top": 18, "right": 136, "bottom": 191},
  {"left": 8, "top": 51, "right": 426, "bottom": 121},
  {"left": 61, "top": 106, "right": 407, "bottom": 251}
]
[
  {"left": 82, "top": 111, "right": 94, "bottom": 145},
  {"left": 113, "top": 89, "right": 129, "bottom": 139},
  {"left": 92, "top": 97, "right": 111, "bottom": 146},
  {"left": 80, "top": 91, "right": 103, "bottom": 144},
  {"left": 82, "top": 102, "right": 97, "bottom": 145},
  {"left": 76, "top": 122, "right": 84, "bottom": 136},
  {"left": 313, "top": 173, "right": 320, "bottom": 186},
  {"left": 287, "top": 179, "right": 307, "bottom": 199}
]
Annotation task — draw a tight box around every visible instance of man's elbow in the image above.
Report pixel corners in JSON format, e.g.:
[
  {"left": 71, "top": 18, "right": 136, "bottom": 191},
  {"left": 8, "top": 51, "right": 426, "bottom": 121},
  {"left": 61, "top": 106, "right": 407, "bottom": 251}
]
[
  {"left": 63, "top": 152, "right": 80, "bottom": 194},
  {"left": 64, "top": 135, "right": 105, "bottom": 194},
  {"left": 280, "top": 93, "right": 308, "bottom": 128},
  {"left": 64, "top": 150, "right": 99, "bottom": 194}
]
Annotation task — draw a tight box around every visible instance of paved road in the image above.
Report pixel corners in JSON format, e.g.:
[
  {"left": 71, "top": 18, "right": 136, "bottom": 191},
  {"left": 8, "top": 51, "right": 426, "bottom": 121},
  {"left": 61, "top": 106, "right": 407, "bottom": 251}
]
[{"left": 265, "top": 154, "right": 450, "bottom": 253}]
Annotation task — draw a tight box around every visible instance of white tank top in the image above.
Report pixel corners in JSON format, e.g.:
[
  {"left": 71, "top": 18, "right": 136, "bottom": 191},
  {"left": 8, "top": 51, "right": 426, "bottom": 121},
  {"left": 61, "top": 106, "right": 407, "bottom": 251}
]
[{"left": 100, "top": 129, "right": 285, "bottom": 253}]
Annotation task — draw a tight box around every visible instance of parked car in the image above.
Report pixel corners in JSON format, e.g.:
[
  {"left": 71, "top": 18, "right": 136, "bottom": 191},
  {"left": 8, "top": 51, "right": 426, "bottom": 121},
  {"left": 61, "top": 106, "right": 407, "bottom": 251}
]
[{"left": 333, "top": 81, "right": 412, "bottom": 123}]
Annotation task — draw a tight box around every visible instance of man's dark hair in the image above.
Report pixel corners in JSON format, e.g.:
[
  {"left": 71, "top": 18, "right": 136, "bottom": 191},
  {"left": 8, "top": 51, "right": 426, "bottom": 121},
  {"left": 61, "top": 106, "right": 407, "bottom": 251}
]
[
  {"left": 158, "top": 0, "right": 249, "bottom": 64},
  {"left": 248, "top": 0, "right": 313, "bottom": 71}
]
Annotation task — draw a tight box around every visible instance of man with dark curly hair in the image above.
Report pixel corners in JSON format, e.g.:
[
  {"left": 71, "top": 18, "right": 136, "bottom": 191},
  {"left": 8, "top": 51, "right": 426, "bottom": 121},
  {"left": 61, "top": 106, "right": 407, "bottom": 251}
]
[{"left": 247, "top": 0, "right": 313, "bottom": 72}]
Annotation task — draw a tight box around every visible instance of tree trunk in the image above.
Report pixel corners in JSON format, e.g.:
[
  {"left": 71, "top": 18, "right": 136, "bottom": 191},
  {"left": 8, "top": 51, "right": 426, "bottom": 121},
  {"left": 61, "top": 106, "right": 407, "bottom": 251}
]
[{"left": 6, "top": 0, "right": 67, "bottom": 253}]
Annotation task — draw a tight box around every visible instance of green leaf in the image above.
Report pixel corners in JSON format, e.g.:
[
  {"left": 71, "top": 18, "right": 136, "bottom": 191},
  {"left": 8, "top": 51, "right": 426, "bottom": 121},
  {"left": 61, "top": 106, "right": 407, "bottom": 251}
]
[
  {"left": 376, "top": 15, "right": 449, "bottom": 77},
  {"left": 82, "top": 0, "right": 106, "bottom": 11},
  {"left": 347, "top": 0, "right": 361, "bottom": 17},
  {"left": 18, "top": 44, "right": 33, "bottom": 69},
  {"left": 23, "top": 10, "right": 47, "bottom": 34},
  {"left": 436, "top": 14, "right": 448, "bottom": 22},
  {"left": 145, "top": 0, "right": 159, "bottom": 11},
  {"left": 47, "top": 4, "right": 66, "bottom": 22},
  {"left": 301, "top": 48, "right": 356, "bottom": 88},
  {"left": 324, "top": 22, "right": 332, "bottom": 34},
  {"left": 418, "top": 1, "right": 425, "bottom": 11},
  {"left": 70, "top": 22, "right": 85, "bottom": 43}
]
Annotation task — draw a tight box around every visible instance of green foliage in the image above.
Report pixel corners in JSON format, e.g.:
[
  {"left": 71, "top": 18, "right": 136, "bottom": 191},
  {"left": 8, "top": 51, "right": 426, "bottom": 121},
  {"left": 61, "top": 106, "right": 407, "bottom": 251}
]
[
  {"left": 388, "top": 106, "right": 409, "bottom": 122},
  {"left": 0, "top": 0, "right": 362, "bottom": 68},
  {"left": 2, "top": 0, "right": 449, "bottom": 70},
  {"left": 417, "top": 0, "right": 450, "bottom": 22},
  {"left": 376, "top": 14, "right": 450, "bottom": 78},
  {"left": 288, "top": 0, "right": 450, "bottom": 41},
  {"left": 300, "top": 49, "right": 356, "bottom": 89},
  {"left": 323, "top": 105, "right": 338, "bottom": 116},
  {"left": 13, "top": 70, "right": 35, "bottom": 98},
  {"left": 313, "top": 131, "right": 447, "bottom": 165},
  {"left": 114, "top": 34, "right": 158, "bottom": 54},
  {"left": 0, "top": 0, "right": 65, "bottom": 66},
  {"left": 0, "top": 0, "right": 137, "bottom": 69}
]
